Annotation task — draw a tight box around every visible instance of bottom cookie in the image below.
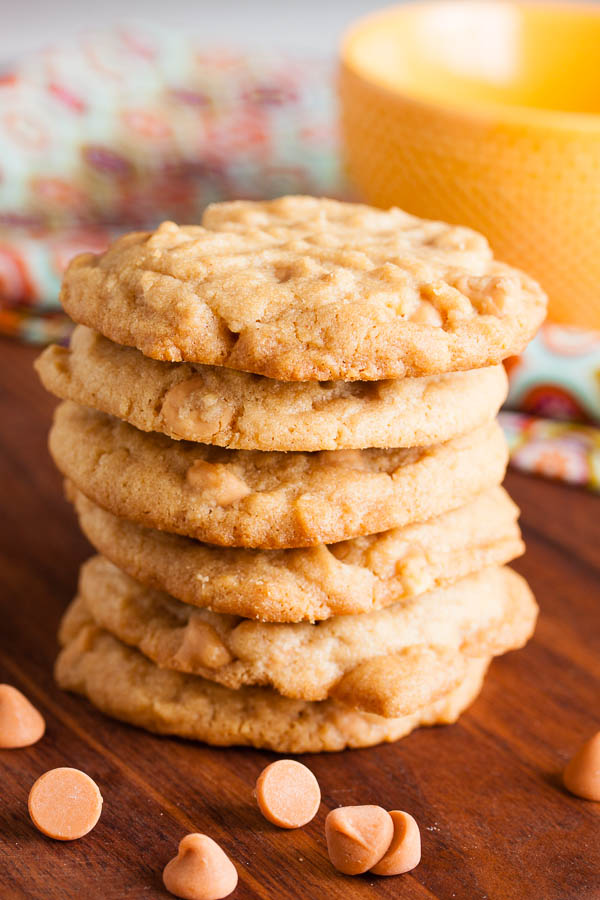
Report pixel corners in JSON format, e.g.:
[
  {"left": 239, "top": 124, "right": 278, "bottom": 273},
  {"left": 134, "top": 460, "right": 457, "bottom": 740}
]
[
  {"left": 56, "top": 617, "right": 490, "bottom": 753},
  {"left": 62, "top": 558, "right": 536, "bottom": 718}
]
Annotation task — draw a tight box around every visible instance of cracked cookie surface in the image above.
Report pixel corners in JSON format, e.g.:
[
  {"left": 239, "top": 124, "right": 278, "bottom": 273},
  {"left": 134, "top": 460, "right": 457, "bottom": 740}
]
[{"left": 58, "top": 196, "right": 547, "bottom": 381}]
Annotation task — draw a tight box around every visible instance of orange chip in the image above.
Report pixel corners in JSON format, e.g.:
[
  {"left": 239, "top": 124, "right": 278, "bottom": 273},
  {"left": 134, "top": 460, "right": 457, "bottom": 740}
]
[
  {"left": 163, "top": 833, "right": 238, "bottom": 900},
  {"left": 0, "top": 684, "right": 45, "bottom": 748},
  {"left": 563, "top": 732, "right": 600, "bottom": 802},
  {"left": 255, "top": 759, "right": 321, "bottom": 829},
  {"left": 325, "top": 805, "right": 393, "bottom": 875},
  {"left": 28, "top": 767, "right": 103, "bottom": 840},
  {"left": 370, "top": 810, "right": 421, "bottom": 876}
]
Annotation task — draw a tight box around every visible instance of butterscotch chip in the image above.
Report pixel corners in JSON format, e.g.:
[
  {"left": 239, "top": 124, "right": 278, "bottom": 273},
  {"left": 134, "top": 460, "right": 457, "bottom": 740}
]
[
  {"left": 172, "top": 616, "right": 233, "bottom": 671},
  {"left": 255, "top": 760, "right": 320, "bottom": 828},
  {"left": 563, "top": 732, "right": 600, "bottom": 801},
  {"left": 370, "top": 810, "right": 421, "bottom": 876},
  {"left": 161, "top": 381, "right": 228, "bottom": 444},
  {"left": 318, "top": 449, "right": 368, "bottom": 468},
  {"left": 57, "top": 196, "right": 546, "bottom": 381},
  {"left": 28, "top": 767, "right": 103, "bottom": 840},
  {"left": 0, "top": 684, "right": 45, "bottom": 748},
  {"left": 186, "top": 461, "right": 251, "bottom": 507},
  {"left": 163, "top": 833, "right": 238, "bottom": 900},
  {"left": 325, "top": 806, "right": 393, "bottom": 875},
  {"left": 36, "top": 325, "right": 509, "bottom": 452}
]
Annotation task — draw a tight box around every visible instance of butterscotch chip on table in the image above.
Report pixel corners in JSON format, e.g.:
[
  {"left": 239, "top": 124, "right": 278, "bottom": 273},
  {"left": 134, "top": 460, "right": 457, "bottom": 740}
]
[
  {"left": 50, "top": 400, "right": 509, "bottom": 549},
  {"left": 163, "top": 833, "right": 238, "bottom": 900},
  {"left": 325, "top": 806, "right": 393, "bottom": 874},
  {"left": 0, "top": 684, "right": 45, "bottom": 748},
  {"left": 370, "top": 810, "right": 421, "bottom": 876},
  {"left": 55, "top": 617, "right": 492, "bottom": 753},
  {"left": 64, "top": 557, "right": 538, "bottom": 717},
  {"left": 28, "top": 767, "right": 102, "bottom": 840},
  {"left": 57, "top": 196, "right": 546, "bottom": 381},
  {"left": 255, "top": 760, "right": 320, "bottom": 828},
  {"left": 36, "top": 325, "right": 509, "bottom": 451},
  {"left": 563, "top": 732, "right": 600, "bottom": 801}
]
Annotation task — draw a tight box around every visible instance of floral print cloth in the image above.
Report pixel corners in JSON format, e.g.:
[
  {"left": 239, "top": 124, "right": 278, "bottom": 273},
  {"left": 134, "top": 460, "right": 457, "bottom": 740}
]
[
  {"left": 506, "top": 325, "right": 600, "bottom": 426},
  {"left": 0, "top": 27, "right": 344, "bottom": 340},
  {"left": 1, "top": 27, "right": 599, "bottom": 489},
  {"left": 499, "top": 412, "right": 600, "bottom": 491}
]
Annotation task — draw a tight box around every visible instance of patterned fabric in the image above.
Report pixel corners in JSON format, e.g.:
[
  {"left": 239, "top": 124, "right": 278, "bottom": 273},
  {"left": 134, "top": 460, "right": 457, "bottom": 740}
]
[
  {"left": 505, "top": 324, "right": 600, "bottom": 425},
  {"left": 0, "top": 27, "right": 344, "bottom": 341},
  {"left": 499, "top": 412, "right": 600, "bottom": 492}
]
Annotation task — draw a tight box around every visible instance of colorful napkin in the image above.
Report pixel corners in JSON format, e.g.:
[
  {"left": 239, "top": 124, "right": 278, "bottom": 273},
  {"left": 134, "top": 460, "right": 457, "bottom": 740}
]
[
  {"left": 505, "top": 325, "right": 600, "bottom": 425},
  {"left": 0, "top": 27, "right": 343, "bottom": 341},
  {"left": 499, "top": 412, "right": 600, "bottom": 491}
]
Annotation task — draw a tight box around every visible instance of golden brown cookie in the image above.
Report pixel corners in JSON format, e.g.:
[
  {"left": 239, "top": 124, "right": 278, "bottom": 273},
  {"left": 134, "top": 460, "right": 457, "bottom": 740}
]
[
  {"left": 36, "top": 326, "right": 508, "bottom": 451},
  {"left": 58, "top": 196, "right": 546, "bottom": 381},
  {"left": 64, "top": 557, "right": 537, "bottom": 716},
  {"left": 68, "top": 487, "right": 524, "bottom": 623},
  {"left": 51, "top": 402, "right": 509, "bottom": 548},
  {"left": 55, "top": 618, "right": 491, "bottom": 753}
]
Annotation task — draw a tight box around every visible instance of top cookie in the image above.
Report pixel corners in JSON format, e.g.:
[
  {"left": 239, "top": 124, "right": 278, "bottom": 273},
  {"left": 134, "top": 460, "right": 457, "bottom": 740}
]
[{"left": 59, "top": 196, "right": 547, "bottom": 381}]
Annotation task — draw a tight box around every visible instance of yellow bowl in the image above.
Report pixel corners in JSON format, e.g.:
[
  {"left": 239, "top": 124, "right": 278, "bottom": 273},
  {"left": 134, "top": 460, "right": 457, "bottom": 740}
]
[{"left": 340, "top": 1, "right": 600, "bottom": 329}]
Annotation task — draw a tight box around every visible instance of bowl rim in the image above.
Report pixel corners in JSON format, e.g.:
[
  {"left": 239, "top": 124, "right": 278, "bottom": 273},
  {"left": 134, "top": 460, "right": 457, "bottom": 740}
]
[{"left": 341, "top": 0, "right": 600, "bottom": 133}]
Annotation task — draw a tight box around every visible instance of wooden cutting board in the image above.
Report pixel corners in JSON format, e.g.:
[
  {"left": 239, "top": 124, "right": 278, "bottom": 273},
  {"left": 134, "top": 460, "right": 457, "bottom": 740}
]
[{"left": 1, "top": 339, "right": 598, "bottom": 900}]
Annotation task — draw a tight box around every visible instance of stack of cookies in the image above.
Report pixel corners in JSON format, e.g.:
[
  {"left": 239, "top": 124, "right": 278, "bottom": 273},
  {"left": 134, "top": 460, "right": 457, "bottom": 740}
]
[{"left": 35, "top": 196, "right": 546, "bottom": 753}]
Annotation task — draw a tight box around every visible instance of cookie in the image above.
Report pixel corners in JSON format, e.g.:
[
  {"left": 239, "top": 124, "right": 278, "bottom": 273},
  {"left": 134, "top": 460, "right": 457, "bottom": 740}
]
[
  {"left": 36, "top": 326, "right": 508, "bottom": 451},
  {"left": 51, "top": 402, "right": 509, "bottom": 548},
  {"left": 65, "top": 557, "right": 537, "bottom": 716},
  {"left": 68, "top": 487, "right": 524, "bottom": 622},
  {"left": 58, "top": 196, "right": 546, "bottom": 381},
  {"left": 55, "top": 618, "right": 491, "bottom": 752}
]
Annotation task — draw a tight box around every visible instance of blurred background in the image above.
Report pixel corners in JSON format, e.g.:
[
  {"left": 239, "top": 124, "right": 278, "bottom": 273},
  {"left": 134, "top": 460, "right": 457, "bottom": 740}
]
[
  {"left": 2, "top": 0, "right": 378, "bottom": 58},
  {"left": 1, "top": 0, "right": 599, "bottom": 487}
]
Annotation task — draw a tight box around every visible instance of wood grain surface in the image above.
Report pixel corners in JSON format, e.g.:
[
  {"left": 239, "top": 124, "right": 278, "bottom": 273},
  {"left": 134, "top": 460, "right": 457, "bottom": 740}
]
[{"left": 0, "top": 339, "right": 598, "bottom": 900}]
